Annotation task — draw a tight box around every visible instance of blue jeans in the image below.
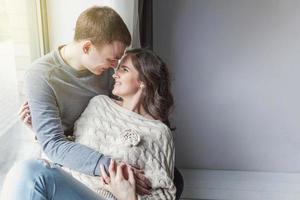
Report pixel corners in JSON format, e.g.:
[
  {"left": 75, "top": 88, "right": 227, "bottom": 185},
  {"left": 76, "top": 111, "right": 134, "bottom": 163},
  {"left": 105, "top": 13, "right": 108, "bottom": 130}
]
[{"left": 1, "top": 159, "right": 104, "bottom": 200}]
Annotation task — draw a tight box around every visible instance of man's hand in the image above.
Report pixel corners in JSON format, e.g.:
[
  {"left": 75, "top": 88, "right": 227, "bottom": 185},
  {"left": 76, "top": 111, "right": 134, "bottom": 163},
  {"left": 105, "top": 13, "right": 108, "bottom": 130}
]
[
  {"left": 131, "top": 166, "right": 152, "bottom": 195},
  {"left": 18, "top": 101, "right": 32, "bottom": 129},
  {"left": 100, "top": 159, "right": 138, "bottom": 200}
]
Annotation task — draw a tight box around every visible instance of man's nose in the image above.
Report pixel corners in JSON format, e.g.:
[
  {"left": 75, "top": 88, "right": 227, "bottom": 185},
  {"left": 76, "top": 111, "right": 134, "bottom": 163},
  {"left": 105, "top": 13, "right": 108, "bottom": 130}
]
[
  {"left": 109, "top": 62, "right": 116, "bottom": 68},
  {"left": 110, "top": 60, "right": 119, "bottom": 68}
]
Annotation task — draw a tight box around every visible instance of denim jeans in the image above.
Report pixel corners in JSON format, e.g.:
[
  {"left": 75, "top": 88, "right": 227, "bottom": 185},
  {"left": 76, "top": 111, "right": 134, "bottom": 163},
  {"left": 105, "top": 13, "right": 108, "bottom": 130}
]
[{"left": 1, "top": 159, "right": 104, "bottom": 200}]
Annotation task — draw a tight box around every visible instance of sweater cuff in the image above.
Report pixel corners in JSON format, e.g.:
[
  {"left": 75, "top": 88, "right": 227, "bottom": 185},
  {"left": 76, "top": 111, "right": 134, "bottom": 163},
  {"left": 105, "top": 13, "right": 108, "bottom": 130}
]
[{"left": 94, "top": 155, "right": 111, "bottom": 176}]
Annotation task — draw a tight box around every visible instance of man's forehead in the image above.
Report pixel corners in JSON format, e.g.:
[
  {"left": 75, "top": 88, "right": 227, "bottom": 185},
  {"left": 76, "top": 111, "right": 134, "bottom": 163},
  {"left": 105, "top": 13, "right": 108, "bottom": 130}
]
[
  {"left": 112, "top": 41, "right": 126, "bottom": 58},
  {"left": 115, "top": 53, "right": 123, "bottom": 60}
]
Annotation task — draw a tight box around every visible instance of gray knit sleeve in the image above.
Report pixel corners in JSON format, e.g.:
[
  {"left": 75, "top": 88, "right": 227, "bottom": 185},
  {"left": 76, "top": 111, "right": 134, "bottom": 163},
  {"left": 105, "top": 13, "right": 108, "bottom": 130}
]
[{"left": 25, "top": 69, "right": 110, "bottom": 176}]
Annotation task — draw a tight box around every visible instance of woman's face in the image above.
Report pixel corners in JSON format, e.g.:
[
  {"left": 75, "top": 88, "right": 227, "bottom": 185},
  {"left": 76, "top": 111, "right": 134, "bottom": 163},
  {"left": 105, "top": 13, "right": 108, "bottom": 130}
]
[{"left": 112, "top": 55, "right": 141, "bottom": 98}]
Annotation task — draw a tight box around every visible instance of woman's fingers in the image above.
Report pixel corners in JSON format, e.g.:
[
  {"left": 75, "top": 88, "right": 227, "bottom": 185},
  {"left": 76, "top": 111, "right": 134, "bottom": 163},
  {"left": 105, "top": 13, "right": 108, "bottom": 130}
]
[
  {"left": 100, "top": 176, "right": 113, "bottom": 194},
  {"left": 109, "top": 159, "right": 116, "bottom": 178},
  {"left": 99, "top": 176, "right": 105, "bottom": 187},
  {"left": 100, "top": 164, "right": 108, "bottom": 177},
  {"left": 116, "top": 163, "right": 127, "bottom": 181},
  {"left": 127, "top": 166, "right": 135, "bottom": 185},
  {"left": 115, "top": 164, "right": 123, "bottom": 180},
  {"left": 100, "top": 164, "right": 110, "bottom": 184}
]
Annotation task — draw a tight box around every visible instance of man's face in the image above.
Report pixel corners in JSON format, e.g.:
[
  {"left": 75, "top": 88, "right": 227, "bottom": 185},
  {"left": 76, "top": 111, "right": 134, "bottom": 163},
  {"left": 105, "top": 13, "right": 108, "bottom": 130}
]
[{"left": 82, "top": 41, "right": 126, "bottom": 75}]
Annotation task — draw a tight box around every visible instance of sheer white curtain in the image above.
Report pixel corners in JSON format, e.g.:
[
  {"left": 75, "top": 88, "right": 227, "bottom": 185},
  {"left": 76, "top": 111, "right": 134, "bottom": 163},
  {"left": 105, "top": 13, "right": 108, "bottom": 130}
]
[
  {"left": 46, "top": 0, "right": 140, "bottom": 50},
  {"left": 0, "top": 0, "right": 42, "bottom": 191},
  {"left": 110, "top": 0, "right": 141, "bottom": 48}
]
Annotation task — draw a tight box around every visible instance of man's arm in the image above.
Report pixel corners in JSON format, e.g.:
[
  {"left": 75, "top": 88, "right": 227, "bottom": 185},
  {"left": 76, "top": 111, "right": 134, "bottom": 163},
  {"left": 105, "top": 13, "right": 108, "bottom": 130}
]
[{"left": 25, "top": 70, "right": 110, "bottom": 176}]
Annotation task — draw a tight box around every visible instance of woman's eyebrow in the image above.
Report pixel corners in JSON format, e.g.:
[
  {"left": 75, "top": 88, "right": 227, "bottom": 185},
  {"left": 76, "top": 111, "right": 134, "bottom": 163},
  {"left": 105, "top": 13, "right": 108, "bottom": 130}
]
[{"left": 120, "top": 64, "right": 130, "bottom": 69}]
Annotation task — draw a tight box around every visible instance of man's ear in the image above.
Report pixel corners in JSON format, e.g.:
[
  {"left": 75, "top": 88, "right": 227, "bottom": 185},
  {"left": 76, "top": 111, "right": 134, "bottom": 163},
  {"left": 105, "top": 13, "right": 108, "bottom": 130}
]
[{"left": 82, "top": 40, "right": 92, "bottom": 54}]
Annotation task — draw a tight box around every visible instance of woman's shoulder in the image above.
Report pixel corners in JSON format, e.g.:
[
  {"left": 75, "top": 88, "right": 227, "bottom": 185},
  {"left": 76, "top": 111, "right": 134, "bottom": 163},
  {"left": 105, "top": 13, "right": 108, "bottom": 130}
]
[
  {"left": 89, "top": 95, "right": 112, "bottom": 105},
  {"left": 149, "top": 121, "right": 173, "bottom": 141},
  {"left": 90, "top": 94, "right": 108, "bottom": 101},
  {"left": 82, "top": 95, "right": 114, "bottom": 114}
]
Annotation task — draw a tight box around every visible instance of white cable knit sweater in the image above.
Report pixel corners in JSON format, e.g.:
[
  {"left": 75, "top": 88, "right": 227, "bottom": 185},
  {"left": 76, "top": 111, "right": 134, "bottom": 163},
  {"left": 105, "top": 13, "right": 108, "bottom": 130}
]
[{"left": 67, "top": 95, "right": 176, "bottom": 200}]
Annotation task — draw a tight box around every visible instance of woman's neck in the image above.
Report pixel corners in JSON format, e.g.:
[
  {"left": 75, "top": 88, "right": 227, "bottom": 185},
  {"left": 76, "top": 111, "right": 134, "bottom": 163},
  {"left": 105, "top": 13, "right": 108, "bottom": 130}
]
[{"left": 119, "top": 97, "right": 154, "bottom": 120}]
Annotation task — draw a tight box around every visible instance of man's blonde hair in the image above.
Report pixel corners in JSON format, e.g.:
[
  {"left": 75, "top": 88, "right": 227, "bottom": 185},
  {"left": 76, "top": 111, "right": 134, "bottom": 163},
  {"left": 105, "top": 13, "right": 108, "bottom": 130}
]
[{"left": 74, "top": 6, "right": 131, "bottom": 47}]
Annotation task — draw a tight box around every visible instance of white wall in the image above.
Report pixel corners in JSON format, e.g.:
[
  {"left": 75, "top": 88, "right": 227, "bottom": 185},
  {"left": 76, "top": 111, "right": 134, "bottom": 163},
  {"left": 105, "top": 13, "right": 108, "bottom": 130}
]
[
  {"left": 154, "top": 0, "right": 300, "bottom": 172},
  {"left": 46, "top": 0, "right": 136, "bottom": 50}
]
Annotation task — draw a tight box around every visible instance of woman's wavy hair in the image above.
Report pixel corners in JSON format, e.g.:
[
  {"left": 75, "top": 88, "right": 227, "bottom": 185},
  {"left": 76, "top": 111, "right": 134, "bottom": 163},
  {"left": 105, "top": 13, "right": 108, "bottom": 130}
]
[{"left": 125, "top": 48, "right": 174, "bottom": 129}]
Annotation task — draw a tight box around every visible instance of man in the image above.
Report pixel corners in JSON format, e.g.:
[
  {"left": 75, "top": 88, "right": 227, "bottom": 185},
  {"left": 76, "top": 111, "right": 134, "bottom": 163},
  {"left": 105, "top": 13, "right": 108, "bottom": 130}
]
[{"left": 19, "top": 5, "right": 150, "bottom": 195}]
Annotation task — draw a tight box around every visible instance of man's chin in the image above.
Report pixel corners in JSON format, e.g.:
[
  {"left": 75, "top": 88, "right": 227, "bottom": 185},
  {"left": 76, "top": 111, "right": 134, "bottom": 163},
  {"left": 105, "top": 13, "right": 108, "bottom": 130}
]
[
  {"left": 95, "top": 68, "right": 111, "bottom": 75},
  {"left": 94, "top": 69, "right": 105, "bottom": 75}
]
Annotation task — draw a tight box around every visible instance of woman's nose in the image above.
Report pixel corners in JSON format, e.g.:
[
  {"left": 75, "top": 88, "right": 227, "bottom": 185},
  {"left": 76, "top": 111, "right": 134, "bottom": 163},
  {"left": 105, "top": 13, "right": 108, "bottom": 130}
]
[{"left": 112, "top": 72, "right": 118, "bottom": 79}]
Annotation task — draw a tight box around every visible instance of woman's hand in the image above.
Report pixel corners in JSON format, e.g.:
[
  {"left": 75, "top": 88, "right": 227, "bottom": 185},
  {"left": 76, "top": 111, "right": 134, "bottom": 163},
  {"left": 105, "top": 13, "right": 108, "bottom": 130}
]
[
  {"left": 18, "top": 101, "right": 32, "bottom": 129},
  {"left": 100, "top": 160, "right": 138, "bottom": 200}
]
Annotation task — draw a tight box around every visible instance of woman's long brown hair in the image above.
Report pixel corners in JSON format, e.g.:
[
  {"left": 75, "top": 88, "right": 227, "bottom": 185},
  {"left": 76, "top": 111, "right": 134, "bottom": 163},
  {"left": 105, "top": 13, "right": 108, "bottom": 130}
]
[{"left": 125, "top": 48, "right": 174, "bottom": 129}]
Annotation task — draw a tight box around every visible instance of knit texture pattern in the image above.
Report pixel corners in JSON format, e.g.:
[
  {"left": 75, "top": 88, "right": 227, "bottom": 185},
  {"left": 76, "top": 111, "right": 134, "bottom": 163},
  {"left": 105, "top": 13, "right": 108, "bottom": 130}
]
[{"left": 66, "top": 95, "right": 176, "bottom": 200}]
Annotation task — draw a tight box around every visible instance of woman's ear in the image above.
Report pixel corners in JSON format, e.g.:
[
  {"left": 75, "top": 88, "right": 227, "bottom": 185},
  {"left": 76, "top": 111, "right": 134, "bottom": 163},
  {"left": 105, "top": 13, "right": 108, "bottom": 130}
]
[
  {"left": 140, "top": 83, "right": 145, "bottom": 89},
  {"left": 82, "top": 40, "right": 92, "bottom": 54}
]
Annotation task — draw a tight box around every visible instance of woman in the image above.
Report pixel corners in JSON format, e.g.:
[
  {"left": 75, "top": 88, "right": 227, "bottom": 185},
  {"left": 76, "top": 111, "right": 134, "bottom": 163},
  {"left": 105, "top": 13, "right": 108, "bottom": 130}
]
[{"left": 67, "top": 48, "right": 176, "bottom": 199}]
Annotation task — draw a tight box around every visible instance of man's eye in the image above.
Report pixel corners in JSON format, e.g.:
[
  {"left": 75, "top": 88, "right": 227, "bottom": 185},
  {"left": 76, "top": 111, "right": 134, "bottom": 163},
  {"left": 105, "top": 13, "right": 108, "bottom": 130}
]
[{"left": 108, "top": 59, "right": 117, "bottom": 64}]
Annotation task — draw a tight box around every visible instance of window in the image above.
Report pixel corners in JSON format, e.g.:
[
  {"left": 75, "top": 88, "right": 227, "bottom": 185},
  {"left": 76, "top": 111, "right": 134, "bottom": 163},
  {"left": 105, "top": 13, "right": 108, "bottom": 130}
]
[{"left": 0, "top": 0, "right": 42, "bottom": 190}]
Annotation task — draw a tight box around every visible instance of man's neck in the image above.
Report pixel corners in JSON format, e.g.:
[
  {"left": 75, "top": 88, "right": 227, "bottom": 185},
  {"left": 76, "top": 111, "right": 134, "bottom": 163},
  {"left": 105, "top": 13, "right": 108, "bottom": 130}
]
[{"left": 60, "top": 43, "right": 85, "bottom": 71}]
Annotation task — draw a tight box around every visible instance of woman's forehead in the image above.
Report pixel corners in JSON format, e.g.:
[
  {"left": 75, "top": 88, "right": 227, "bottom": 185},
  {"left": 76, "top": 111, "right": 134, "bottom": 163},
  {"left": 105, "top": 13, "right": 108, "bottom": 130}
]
[{"left": 119, "top": 53, "right": 133, "bottom": 65}]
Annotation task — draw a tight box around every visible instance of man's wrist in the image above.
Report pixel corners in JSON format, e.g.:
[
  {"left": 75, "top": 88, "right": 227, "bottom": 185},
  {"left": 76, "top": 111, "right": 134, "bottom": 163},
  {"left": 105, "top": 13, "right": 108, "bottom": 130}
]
[{"left": 94, "top": 155, "right": 111, "bottom": 176}]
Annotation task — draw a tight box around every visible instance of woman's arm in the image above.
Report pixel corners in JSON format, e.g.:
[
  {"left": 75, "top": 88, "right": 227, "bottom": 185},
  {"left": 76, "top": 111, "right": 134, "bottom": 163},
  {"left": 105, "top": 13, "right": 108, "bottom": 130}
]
[{"left": 140, "top": 126, "right": 176, "bottom": 200}]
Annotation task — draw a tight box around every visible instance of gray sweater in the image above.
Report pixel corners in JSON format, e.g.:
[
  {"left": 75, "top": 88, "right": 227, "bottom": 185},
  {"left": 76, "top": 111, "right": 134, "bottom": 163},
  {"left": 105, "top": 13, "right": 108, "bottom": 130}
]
[{"left": 25, "top": 46, "right": 112, "bottom": 176}]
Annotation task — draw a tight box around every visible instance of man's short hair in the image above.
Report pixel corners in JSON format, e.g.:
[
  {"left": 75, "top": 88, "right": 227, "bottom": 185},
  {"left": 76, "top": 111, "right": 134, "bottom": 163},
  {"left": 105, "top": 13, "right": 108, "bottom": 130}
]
[{"left": 74, "top": 6, "right": 131, "bottom": 47}]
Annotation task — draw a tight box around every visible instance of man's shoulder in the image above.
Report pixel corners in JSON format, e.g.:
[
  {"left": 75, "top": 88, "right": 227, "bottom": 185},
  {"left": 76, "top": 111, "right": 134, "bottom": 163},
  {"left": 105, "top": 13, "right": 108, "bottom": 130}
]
[{"left": 27, "top": 50, "right": 59, "bottom": 77}]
